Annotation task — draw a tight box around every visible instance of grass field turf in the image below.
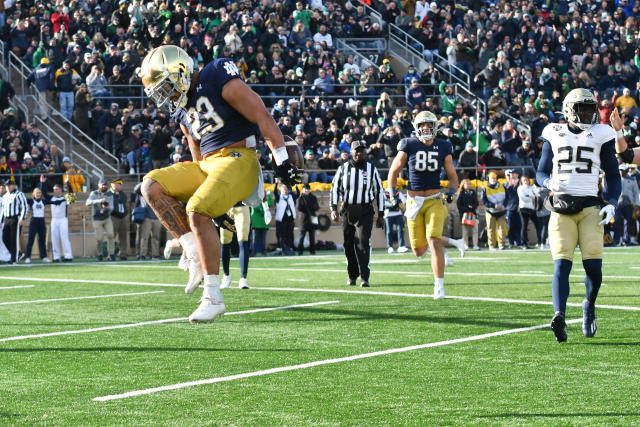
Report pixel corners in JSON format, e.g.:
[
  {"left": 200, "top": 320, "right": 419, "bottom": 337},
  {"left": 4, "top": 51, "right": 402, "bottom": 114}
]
[{"left": 1, "top": 247, "right": 639, "bottom": 425}]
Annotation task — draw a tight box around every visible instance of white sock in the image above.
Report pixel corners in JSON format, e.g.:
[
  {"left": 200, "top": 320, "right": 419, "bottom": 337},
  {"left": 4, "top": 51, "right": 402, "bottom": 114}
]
[
  {"left": 435, "top": 277, "right": 444, "bottom": 287},
  {"left": 203, "top": 274, "right": 223, "bottom": 301},
  {"left": 178, "top": 232, "right": 198, "bottom": 259}
]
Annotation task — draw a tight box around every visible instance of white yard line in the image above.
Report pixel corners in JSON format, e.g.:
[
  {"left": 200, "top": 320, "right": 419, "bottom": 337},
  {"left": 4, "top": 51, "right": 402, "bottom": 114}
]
[
  {"left": 0, "top": 285, "right": 34, "bottom": 290},
  {"left": 0, "top": 300, "right": 339, "bottom": 343},
  {"left": 519, "top": 270, "right": 545, "bottom": 274},
  {"left": 93, "top": 318, "right": 582, "bottom": 402},
  {"left": 0, "top": 291, "right": 165, "bottom": 306},
  {"left": 0, "top": 276, "right": 183, "bottom": 288},
  {"left": 287, "top": 279, "right": 310, "bottom": 282}
]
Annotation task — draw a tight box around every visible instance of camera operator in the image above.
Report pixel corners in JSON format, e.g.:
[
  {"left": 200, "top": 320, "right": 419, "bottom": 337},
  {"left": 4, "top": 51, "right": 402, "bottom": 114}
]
[{"left": 85, "top": 178, "right": 115, "bottom": 261}]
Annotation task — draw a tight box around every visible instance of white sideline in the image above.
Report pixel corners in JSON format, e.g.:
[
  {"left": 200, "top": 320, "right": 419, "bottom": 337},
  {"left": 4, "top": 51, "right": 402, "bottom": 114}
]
[
  {"left": 0, "top": 291, "right": 165, "bottom": 306},
  {"left": 93, "top": 318, "right": 583, "bottom": 402},
  {"left": 0, "top": 300, "right": 339, "bottom": 343},
  {"left": 0, "top": 285, "right": 34, "bottom": 290}
]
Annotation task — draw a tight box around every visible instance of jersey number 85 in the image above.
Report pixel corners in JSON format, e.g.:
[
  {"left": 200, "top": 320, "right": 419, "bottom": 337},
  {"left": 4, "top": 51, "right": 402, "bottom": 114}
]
[{"left": 415, "top": 151, "right": 439, "bottom": 172}]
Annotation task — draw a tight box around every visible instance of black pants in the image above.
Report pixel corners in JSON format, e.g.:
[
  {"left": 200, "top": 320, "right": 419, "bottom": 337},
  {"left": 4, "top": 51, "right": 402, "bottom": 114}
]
[
  {"left": 276, "top": 215, "right": 295, "bottom": 251},
  {"left": 519, "top": 208, "right": 540, "bottom": 246},
  {"left": 297, "top": 227, "right": 316, "bottom": 254},
  {"left": 342, "top": 204, "right": 374, "bottom": 281},
  {"left": 26, "top": 217, "right": 47, "bottom": 259},
  {"left": 3, "top": 217, "right": 20, "bottom": 263}
]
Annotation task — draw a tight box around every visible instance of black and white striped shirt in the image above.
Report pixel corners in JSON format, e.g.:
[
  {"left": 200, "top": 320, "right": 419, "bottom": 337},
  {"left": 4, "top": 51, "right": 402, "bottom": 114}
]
[
  {"left": 0, "top": 189, "right": 28, "bottom": 222},
  {"left": 330, "top": 160, "right": 384, "bottom": 213}
]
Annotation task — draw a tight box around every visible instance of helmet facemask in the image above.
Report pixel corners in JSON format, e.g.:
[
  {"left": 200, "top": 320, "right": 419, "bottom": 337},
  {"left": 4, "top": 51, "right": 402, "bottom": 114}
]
[
  {"left": 144, "top": 68, "right": 190, "bottom": 114},
  {"left": 565, "top": 100, "right": 598, "bottom": 130}
]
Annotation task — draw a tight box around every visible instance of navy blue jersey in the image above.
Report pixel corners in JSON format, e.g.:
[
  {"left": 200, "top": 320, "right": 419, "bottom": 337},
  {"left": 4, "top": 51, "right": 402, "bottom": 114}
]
[
  {"left": 398, "top": 137, "right": 452, "bottom": 191},
  {"left": 172, "top": 58, "right": 259, "bottom": 156}
]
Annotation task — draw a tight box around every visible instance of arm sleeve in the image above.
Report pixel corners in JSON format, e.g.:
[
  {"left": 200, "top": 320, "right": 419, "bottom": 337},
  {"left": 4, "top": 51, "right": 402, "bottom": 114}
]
[
  {"left": 600, "top": 140, "right": 622, "bottom": 206},
  {"left": 19, "top": 193, "right": 29, "bottom": 222},
  {"left": 373, "top": 166, "right": 384, "bottom": 213},
  {"left": 330, "top": 165, "right": 343, "bottom": 210},
  {"left": 536, "top": 139, "right": 554, "bottom": 187}
]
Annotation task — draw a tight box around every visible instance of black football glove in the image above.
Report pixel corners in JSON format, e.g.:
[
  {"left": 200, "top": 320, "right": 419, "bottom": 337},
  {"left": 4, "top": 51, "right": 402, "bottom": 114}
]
[
  {"left": 274, "top": 159, "right": 303, "bottom": 187},
  {"left": 213, "top": 213, "right": 236, "bottom": 233}
]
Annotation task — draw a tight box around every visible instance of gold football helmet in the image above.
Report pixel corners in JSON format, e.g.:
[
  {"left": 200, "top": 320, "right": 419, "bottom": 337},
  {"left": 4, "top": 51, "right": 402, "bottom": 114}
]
[
  {"left": 140, "top": 45, "right": 194, "bottom": 113},
  {"left": 413, "top": 110, "right": 439, "bottom": 141}
]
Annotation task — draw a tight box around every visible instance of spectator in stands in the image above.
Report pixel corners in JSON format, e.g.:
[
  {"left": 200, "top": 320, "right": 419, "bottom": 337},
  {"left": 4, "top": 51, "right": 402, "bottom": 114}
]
[
  {"left": 26, "top": 58, "right": 55, "bottom": 119},
  {"left": 125, "top": 124, "right": 143, "bottom": 174},
  {"left": 54, "top": 60, "right": 81, "bottom": 121},
  {"left": 63, "top": 164, "right": 85, "bottom": 193},
  {"left": 85, "top": 65, "right": 112, "bottom": 103},
  {"left": 458, "top": 142, "right": 478, "bottom": 180},
  {"left": 73, "top": 84, "right": 92, "bottom": 133},
  {"left": 0, "top": 74, "right": 15, "bottom": 113},
  {"left": 405, "top": 78, "right": 426, "bottom": 110},
  {"left": 616, "top": 88, "right": 638, "bottom": 111}
]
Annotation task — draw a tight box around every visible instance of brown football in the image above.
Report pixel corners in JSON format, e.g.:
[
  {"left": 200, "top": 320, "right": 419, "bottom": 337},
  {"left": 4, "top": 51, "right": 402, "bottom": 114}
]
[{"left": 284, "top": 135, "right": 304, "bottom": 169}]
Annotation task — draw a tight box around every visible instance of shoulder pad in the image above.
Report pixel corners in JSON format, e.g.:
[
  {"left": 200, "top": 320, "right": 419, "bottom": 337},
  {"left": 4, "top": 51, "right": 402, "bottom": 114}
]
[{"left": 397, "top": 138, "right": 409, "bottom": 152}]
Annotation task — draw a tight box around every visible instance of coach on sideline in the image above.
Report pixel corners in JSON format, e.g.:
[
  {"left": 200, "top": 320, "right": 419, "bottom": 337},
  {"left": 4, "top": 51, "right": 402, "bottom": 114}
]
[
  {"left": 0, "top": 179, "right": 28, "bottom": 264},
  {"left": 330, "top": 140, "right": 385, "bottom": 287}
]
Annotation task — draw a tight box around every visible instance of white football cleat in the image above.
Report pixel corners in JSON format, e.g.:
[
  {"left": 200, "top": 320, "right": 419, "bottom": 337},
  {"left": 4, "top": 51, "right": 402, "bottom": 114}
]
[
  {"left": 188, "top": 297, "right": 226, "bottom": 323},
  {"left": 220, "top": 275, "right": 232, "bottom": 289},
  {"left": 184, "top": 255, "right": 204, "bottom": 294},
  {"left": 178, "top": 253, "right": 189, "bottom": 271},
  {"left": 238, "top": 277, "right": 249, "bottom": 289},
  {"left": 387, "top": 247, "right": 394, "bottom": 254},
  {"left": 434, "top": 283, "right": 445, "bottom": 300},
  {"left": 444, "top": 252, "right": 454, "bottom": 267},
  {"left": 451, "top": 238, "right": 465, "bottom": 258},
  {"left": 42, "top": 257, "right": 51, "bottom": 263},
  {"left": 163, "top": 240, "right": 173, "bottom": 259},
  {"left": 397, "top": 246, "right": 409, "bottom": 253},
  {"left": 24, "top": 258, "right": 31, "bottom": 264}
]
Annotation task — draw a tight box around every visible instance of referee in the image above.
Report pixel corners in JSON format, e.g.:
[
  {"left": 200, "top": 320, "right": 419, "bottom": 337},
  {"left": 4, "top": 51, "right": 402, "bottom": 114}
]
[
  {"left": 0, "top": 180, "right": 28, "bottom": 264},
  {"left": 330, "top": 140, "right": 384, "bottom": 287}
]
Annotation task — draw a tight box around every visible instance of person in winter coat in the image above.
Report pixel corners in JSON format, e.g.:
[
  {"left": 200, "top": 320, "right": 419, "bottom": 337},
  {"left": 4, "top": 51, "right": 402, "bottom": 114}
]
[{"left": 457, "top": 179, "right": 479, "bottom": 250}]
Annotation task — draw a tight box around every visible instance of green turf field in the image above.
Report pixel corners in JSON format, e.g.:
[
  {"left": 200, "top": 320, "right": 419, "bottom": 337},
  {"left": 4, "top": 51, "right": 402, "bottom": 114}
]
[{"left": 1, "top": 247, "right": 639, "bottom": 425}]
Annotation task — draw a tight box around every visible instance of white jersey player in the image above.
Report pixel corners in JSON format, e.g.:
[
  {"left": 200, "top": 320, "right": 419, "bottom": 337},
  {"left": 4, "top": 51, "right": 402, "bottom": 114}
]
[{"left": 536, "top": 88, "right": 621, "bottom": 343}]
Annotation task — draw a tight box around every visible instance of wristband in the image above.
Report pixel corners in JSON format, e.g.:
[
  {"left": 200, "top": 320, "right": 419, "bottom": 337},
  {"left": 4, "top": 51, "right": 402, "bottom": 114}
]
[
  {"left": 272, "top": 146, "right": 289, "bottom": 166},
  {"left": 616, "top": 129, "right": 624, "bottom": 139}
]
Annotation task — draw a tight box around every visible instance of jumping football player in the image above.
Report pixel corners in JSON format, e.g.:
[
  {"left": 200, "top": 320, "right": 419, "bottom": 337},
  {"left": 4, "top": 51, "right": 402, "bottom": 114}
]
[
  {"left": 387, "top": 111, "right": 465, "bottom": 299},
  {"left": 140, "top": 45, "right": 302, "bottom": 323},
  {"left": 536, "top": 88, "right": 620, "bottom": 342}
]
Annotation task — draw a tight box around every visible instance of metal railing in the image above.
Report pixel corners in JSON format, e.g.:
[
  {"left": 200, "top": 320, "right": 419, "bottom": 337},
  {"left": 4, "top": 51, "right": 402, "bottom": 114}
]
[
  {"left": 4, "top": 49, "right": 120, "bottom": 174},
  {"left": 388, "top": 24, "right": 471, "bottom": 88}
]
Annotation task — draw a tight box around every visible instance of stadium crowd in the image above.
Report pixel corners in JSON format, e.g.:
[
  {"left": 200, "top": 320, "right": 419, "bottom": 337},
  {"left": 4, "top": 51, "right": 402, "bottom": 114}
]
[{"left": 3, "top": 0, "right": 640, "bottom": 178}]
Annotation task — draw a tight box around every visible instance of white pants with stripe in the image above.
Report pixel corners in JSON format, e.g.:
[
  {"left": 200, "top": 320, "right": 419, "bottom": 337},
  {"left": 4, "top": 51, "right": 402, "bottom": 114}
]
[{"left": 51, "top": 217, "right": 73, "bottom": 260}]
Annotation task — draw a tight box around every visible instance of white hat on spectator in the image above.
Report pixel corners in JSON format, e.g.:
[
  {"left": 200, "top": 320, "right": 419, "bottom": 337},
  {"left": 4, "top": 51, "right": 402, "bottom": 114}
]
[
  {"left": 23, "top": 153, "right": 32, "bottom": 160},
  {"left": 430, "top": 2, "right": 437, "bottom": 8},
  {"left": 336, "top": 99, "right": 344, "bottom": 105},
  {"left": 295, "top": 67, "right": 304, "bottom": 77}
]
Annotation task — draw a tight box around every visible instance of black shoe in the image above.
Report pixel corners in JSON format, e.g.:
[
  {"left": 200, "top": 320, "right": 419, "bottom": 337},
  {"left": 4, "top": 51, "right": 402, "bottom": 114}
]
[
  {"left": 551, "top": 312, "right": 568, "bottom": 343},
  {"left": 360, "top": 281, "right": 370, "bottom": 287},
  {"left": 120, "top": 256, "right": 127, "bottom": 261},
  {"left": 62, "top": 258, "right": 72, "bottom": 262},
  {"left": 137, "top": 256, "right": 146, "bottom": 261},
  {"left": 53, "top": 258, "right": 61, "bottom": 263},
  {"left": 346, "top": 279, "right": 356, "bottom": 286},
  {"left": 109, "top": 255, "right": 116, "bottom": 261},
  {"left": 97, "top": 255, "right": 103, "bottom": 262},
  {"left": 582, "top": 299, "right": 597, "bottom": 338}
]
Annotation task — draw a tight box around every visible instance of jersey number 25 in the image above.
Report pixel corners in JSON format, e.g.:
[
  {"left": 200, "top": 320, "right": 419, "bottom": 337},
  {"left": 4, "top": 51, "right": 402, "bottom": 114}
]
[{"left": 415, "top": 151, "right": 439, "bottom": 172}]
